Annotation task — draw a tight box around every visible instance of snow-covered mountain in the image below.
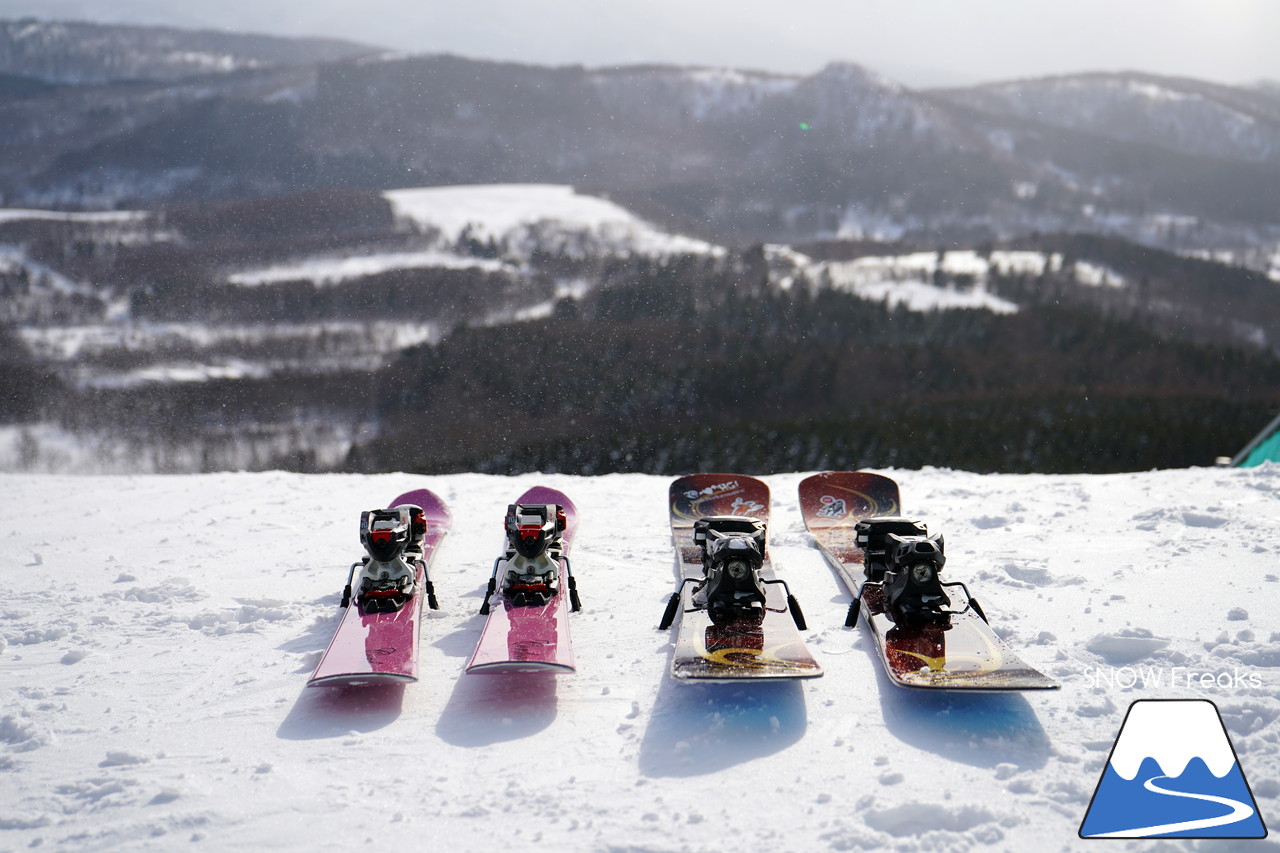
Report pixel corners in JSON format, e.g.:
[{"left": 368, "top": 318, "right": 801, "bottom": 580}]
[
  {"left": 936, "top": 72, "right": 1280, "bottom": 167},
  {"left": 3, "top": 21, "right": 1280, "bottom": 262},
  {"left": 4, "top": 22, "right": 1280, "bottom": 479},
  {"left": 2, "top": 466, "right": 1277, "bottom": 851},
  {"left": 0, "top": 18, "right": 375, "bottom": 84}
]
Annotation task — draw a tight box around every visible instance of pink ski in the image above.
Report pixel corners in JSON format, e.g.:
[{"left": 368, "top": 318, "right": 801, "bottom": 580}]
[
  {"left": 308, "top": 488, "right": 451, "bottom": 686},
  {"left": 466, "top": 486, "right": 581, "bottom": 674}
]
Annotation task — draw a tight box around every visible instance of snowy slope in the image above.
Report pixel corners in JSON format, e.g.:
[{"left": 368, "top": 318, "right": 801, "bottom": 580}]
[
  {"left": 384, "top": 184, "right": 723, "bottom": 259},
  {"left": 2, "top": 467, "right": 1279, "bottom": 852},
  {"left": 222, "top": 184, "right": 719, "bottom": 289}
]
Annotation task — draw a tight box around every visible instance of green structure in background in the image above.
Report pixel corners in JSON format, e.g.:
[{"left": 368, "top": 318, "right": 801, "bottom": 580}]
[{"left": 1234, "top": 411, "right": 1280, "bottom": 467}]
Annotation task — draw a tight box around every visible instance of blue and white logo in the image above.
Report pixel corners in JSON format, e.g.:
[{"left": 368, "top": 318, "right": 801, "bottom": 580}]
[{"left": 1079, "top": 699, "right": 1268, "bottom": 839}]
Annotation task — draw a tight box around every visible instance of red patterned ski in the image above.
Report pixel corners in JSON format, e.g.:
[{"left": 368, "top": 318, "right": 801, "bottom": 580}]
[
  {"left": 799, "top": 471, "right": 1057, "bottom": 691},
  {"left": 660, "top": 474, "right": 822, "bottom": 682}
]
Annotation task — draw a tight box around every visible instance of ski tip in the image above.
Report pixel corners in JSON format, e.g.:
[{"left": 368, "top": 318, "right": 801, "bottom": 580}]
[
  {"left": 514, "top": 486, "right": 578, "bottom": 516},
  {"left": 387, "top": 488, "right": 453, "bottom": 528},
  {"left": 797, "top": 471, "right": 902, "bottom": 524},
  {"left": 669, "top": 474, "right": 771, "bottom": 524}
]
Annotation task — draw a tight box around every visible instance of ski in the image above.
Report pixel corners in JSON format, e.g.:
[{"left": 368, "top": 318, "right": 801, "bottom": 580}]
[
  {"left": 659, "top": 474, "right": 822, "bottom": 682},
  {"left": 308, "top": 488, "right": 451, "bottom": 687},
  {"left": 799, "top": 471, "right": 1058, "bottom": 691},
  {"left": 466, "top": 486, "right": 582, "bottom": 674}
]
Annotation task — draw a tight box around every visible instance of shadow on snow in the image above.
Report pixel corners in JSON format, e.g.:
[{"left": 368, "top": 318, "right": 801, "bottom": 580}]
[
  {"left": 276, "top": 681, "right": 407, "bottom": 740},
  {"left": 432, "top": 624, "right": 561, "bottom": 747},
  {"left": 637, "top": 673, "right": 808, "bottom": 778},
  {"left": 872, "top": 659, "right": 1051, "bottom": 771}
]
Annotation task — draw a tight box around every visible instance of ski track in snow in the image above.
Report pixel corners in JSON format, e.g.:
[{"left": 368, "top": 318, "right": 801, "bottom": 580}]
[{"left": 1, "top": 467, "right": 1278, "bottom": 851}]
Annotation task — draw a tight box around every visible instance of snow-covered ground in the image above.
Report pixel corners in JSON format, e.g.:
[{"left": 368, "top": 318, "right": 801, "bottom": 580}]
[
  {"left": 384, "top": 184, "right": 723, "bottom": 260},
  {"left": 767, "top": 247, "right": 1129, "bottom": 315},
  {"left": 2, "top": 466, "right": 1278, "bottom": 851},
  {"left": 226, "top": 250, "right": 515, "bottom": 288},
  {"left": 17, "top": 321, "right": 442, "bottom": 390}
]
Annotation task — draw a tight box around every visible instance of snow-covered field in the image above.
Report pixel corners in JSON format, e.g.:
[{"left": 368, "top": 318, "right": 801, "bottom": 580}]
[
  {"left": 384, "top": 184, "right": 723, "bottom": 260},
  {"left": 2, "top": 467, "right": 1278, "bottom": 852},
  {"left": 766, "top": 247, "right": 1128, "bottom": 316}
]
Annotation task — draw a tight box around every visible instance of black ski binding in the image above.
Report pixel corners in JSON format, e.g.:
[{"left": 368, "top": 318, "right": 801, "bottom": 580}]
[
  {"left": 854, "top": 516, "right": 930, "bottom": 581},
  {"left": 849, "top": 516, "right": 982, "bottom": 627},
  {"left": 693, "top": 516, "right": 769, "bottom": 623},
  {"left": 882, "top": 531, "right": 950, "bottom": 624},
  {"left": 659, "top": 516, "right": 807, "bottom": 630}
]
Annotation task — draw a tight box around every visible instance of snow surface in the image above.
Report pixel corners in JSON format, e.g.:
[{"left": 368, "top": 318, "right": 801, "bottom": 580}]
[
  {"left": 2, "top": 466, "right": 1279, "bottom": 852},
  {"left": 17, "top": 322, "right": 442, "bottom": 390}
]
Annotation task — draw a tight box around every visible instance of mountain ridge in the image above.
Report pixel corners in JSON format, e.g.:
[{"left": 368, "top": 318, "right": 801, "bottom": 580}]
[{"left": 2, "top": 18, "right": 1278, "bottom": 267}]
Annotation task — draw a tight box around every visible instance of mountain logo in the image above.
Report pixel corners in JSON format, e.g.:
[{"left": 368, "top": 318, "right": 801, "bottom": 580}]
[{"left": 1079, "top": 699, "right": 1268, "bottom": 839}]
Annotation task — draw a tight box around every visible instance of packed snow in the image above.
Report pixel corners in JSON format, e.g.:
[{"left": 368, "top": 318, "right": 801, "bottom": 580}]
[{"left": 2, "top": 466, "right": 1278, "bottom": 852}]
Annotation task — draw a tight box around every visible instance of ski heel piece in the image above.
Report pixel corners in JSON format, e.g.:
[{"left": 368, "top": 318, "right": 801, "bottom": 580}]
[
  {"left": 692, "top": 516, "right": 771, "bottom": 624},
  {"left": 855, "top": 516, "right": 929, "bottom": 581}
]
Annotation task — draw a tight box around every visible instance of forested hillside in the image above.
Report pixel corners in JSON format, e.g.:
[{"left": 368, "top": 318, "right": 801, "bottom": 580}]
[{"left": 352, "top": 249, "right": 1278, "bottom": 475}]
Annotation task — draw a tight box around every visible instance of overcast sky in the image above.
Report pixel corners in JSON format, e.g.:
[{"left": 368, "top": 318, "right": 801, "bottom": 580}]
[{"left": 3, "top": 0, "right": 1278, "bottom": 88}]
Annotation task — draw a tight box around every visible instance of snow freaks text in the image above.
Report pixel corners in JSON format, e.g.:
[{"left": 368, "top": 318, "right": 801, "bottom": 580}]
[{"left": 1079, "top": 666, "right": 1263, "bottom": 691}]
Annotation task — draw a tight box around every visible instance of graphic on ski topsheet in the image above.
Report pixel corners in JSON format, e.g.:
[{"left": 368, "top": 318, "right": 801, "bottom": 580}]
[
  {"left": 662, "top": 474, "right": 822, "bottom": 681},
  {"left": 1079, "top": 699, "right": 1268, "bottom": 839}
]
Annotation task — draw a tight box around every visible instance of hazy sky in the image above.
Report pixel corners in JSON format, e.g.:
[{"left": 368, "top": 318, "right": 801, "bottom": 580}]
[{"left": 3, "top": 0, "right": 1278, "bottom": 87}]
